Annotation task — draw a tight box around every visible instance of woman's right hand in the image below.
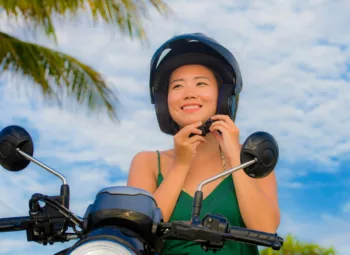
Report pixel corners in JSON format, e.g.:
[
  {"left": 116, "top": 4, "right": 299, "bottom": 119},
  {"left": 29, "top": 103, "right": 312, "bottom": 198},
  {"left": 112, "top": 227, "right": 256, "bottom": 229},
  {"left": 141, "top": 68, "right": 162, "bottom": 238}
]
[{"left": 173, "top": 121, "right": 207, "bottom": 167}]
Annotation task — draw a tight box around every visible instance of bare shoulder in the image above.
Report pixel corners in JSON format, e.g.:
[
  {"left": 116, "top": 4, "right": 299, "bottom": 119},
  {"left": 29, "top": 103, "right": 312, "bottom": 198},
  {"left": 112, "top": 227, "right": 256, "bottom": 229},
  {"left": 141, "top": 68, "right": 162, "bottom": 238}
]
[
  {"left": 128, "top": 151, "right": 158, "bottom": 177},
  {"left": 131, "top": 151, "right": 158, "bottom": 165},
  {"left": 126, "top": 151, "right": 159, "bottom": 193}
]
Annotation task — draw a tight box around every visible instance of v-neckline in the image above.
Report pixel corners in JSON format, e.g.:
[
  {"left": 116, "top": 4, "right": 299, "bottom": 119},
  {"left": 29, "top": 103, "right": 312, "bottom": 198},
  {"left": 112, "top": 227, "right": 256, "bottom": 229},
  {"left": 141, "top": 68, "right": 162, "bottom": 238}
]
[{"left": 180, "top": 174, "right": 232, "bottom": 203}]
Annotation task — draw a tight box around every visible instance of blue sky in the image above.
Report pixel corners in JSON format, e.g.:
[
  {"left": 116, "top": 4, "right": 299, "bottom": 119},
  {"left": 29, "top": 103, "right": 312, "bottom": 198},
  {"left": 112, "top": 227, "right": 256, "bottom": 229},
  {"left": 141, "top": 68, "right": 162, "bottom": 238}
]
[{"left": 1, "top": 0, "right": 350, "bottom": 254}]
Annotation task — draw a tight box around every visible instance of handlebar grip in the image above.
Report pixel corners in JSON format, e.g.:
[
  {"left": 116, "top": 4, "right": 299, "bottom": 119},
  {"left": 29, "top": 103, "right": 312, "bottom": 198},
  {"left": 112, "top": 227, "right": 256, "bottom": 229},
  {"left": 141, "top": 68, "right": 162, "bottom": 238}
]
[
  {"left": 0, "top": 216, "right": 30, "bottom": 232},
  {"left": 230, "top": 226, "right": 282, "bottom": 243}
]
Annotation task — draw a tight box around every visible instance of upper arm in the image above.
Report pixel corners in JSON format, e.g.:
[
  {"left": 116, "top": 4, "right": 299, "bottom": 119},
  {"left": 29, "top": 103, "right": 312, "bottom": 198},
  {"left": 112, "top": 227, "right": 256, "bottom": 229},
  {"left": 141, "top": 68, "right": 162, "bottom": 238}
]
[
  {"left": 256, "top": 171, "right": 280, "bottom": 217},
  {"left": 127, "top": 151, "right": 158, "bottom": 194},
  {"left": 239, "top": 143, "right": 280, "bottom": 215}
]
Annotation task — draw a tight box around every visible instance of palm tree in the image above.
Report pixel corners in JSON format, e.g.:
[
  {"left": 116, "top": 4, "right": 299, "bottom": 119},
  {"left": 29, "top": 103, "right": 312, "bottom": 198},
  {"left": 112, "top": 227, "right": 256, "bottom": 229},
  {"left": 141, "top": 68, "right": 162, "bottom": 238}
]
[
  {"left": 0, "top": 0, "right": 169, "bottom": 120},
  {"left": 260, "top": 234, "right": 337, "bottom": 255}
]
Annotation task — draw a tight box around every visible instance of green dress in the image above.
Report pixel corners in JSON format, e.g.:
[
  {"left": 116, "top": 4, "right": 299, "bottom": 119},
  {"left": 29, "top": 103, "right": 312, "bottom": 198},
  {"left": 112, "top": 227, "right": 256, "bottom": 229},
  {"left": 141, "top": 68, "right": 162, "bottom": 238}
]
[{"left": 156, "top": 151, "right": 260, "bottom": 255}]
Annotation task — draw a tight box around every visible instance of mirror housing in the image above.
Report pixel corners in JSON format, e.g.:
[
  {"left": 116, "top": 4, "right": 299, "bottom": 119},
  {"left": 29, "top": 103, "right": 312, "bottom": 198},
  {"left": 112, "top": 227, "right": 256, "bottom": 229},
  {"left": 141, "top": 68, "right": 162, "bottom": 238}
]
[
  {"left": 240, "top": 131, "right": 279, "bottom": 178},
  {"left": 0, "top": 125, "right": 34, "bottom": 172}
]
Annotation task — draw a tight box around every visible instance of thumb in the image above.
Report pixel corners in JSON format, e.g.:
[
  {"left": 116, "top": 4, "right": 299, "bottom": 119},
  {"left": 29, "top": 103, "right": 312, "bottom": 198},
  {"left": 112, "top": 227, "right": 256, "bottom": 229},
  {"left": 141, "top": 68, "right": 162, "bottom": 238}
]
[{"left": 211, "top": 130, "right": 223, "bottom": 142}]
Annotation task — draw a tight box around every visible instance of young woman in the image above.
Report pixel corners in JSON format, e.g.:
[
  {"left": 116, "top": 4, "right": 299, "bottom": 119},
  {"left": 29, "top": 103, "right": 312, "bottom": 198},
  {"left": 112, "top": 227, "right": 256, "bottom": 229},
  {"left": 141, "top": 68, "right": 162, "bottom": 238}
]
[{"left": 127, "top": 33, "right": 281, "bottom": 254}]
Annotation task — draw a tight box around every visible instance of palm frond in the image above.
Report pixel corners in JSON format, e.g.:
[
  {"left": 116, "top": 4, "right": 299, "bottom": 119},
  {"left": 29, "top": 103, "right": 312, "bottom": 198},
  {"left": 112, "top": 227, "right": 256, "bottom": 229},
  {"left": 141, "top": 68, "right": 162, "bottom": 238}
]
[
  {"left": 0, "top": 0, "right": 170, "bottom": 42},
  {"left": 0, "top": 31, "right": 119, "bottom": 120}
]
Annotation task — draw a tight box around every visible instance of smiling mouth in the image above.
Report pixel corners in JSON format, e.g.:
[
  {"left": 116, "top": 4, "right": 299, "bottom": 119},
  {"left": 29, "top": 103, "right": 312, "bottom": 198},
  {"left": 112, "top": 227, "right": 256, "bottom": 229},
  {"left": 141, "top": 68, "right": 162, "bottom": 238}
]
[
  {"left": 181, "top": 105, "right": 202, "bottom": 112},
  {"left": 181, "top": 105, "right": 202, "bottom": 111}
]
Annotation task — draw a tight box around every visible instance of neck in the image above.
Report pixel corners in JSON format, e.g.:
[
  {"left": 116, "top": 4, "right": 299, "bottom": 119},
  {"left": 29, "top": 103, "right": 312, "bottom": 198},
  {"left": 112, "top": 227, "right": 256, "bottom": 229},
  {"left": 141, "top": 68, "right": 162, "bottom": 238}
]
[{"left": 196, "top": 133, "right": 221, "bottom": 155}]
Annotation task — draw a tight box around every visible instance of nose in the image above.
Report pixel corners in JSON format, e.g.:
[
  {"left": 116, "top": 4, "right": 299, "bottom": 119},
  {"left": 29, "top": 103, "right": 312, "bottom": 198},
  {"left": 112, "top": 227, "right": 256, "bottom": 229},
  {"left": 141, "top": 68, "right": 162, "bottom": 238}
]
[
  {"left": 183, "top": 85, "right": 197, "bottom": 100},
  {"left": 184, "top": 94, "right": 196, "bottom": 100}
]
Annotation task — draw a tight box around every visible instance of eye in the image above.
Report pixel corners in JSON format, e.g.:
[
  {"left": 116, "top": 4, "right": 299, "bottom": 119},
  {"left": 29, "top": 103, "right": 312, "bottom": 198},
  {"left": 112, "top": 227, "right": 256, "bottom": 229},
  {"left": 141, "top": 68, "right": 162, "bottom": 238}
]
[
  {"left": 171, "top": 84, "right": 182, "bottom": 89},
  {"left": 197, "top": 82, "right": 207, "bottom": 86}
]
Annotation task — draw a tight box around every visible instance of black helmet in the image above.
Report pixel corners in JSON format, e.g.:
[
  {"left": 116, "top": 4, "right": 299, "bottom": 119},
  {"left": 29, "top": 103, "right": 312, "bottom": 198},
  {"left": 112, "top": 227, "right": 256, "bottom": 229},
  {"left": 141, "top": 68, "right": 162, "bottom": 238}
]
[{"left": 149, "top": 32, "right": 243, "bottom": 135}]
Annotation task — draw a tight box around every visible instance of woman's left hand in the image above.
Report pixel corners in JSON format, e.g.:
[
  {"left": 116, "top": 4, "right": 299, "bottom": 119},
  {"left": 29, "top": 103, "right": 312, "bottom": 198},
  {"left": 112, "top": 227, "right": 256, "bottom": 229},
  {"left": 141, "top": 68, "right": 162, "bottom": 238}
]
[{"left": 209, "top": 114, "right": 241, "bottom": 161}]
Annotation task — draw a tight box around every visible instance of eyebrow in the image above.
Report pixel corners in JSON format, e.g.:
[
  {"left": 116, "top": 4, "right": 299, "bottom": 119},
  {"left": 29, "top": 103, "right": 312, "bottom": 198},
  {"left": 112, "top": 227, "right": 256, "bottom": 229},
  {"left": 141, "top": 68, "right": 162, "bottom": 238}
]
[{"left": 170, "top": 76, "right": 210, "bottom": 84}]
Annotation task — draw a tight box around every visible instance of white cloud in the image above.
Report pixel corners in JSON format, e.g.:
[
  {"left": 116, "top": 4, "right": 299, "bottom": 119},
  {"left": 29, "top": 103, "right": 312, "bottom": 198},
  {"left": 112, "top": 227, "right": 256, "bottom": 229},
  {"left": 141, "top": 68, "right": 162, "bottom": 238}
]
[
  {"left": 106, "top": 75, "right": 149, "bottom": 96},
  {"left": 1, "top": 1, "right": 350, "bottom": 254},
  {"left": 275, "top": 168, "right": 307, "bottom": 189}
]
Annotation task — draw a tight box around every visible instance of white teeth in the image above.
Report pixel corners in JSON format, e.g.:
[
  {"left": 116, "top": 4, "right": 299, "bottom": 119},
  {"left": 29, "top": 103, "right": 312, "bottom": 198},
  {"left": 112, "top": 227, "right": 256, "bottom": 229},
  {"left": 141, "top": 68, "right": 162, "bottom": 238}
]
[{"left": 183, "top": 105, "right": 200, "bottom": 110}]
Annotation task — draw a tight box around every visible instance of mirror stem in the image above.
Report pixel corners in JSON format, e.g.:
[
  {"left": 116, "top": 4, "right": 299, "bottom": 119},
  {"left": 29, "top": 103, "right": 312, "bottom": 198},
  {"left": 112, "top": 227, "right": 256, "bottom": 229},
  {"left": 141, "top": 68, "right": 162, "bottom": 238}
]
[
  {"left": 16, "top": 148, "right": 70, "bottom": 208},
  {"left": 190, "top": 158, "right": 258, "bottom": 225},
  {"left": 16, "top": 148, "right": 67, "bottom": 185},
  {"left": 198, "top": 159, "right": 258, "bottom": 191}
]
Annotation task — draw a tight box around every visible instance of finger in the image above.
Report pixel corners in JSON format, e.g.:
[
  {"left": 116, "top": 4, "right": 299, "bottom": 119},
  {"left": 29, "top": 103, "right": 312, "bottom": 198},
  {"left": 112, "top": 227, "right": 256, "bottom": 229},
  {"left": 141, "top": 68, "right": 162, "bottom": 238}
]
[
  {"left": 210, "top": 124, "right": 226, "bottom": 136},
  {"left": 191, "top": 138, "right": 207, "bottom": 150},
  {"left": 176, "top": 123, "right": 203, "bottom": 140},
  {"left": 186, "top": 127, "right": 203, "bottom": 138},
  {"left": 211, "top": 130, "right": 223, "bottom": 141},
  {"left": 192, "top": 140, "right": 204, "bottom": 148},
  {"left": 189, "top": 134, "right": 207, "bottom": 144},
  {"left": 210, "top": 119, "right": 231, "bottom": 130},
  {"left": 211, "top": 114, "right": 235, "bottom": 124},
  {"left": 181, "top": 122, "right": 203, "bottom": 135},
  {"left": 211, "top": 114, "right": 231, "bottom": 120},
  {"left": 211, "top": 119, "right": 239, "bottom": 134}
]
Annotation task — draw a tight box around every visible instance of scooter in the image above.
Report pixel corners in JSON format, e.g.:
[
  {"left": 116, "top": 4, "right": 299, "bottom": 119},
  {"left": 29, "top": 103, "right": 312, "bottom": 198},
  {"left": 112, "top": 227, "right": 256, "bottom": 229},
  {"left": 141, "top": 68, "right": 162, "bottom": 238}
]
[{"left": 0, "top": 125, "right": 283, "bottom": 255}]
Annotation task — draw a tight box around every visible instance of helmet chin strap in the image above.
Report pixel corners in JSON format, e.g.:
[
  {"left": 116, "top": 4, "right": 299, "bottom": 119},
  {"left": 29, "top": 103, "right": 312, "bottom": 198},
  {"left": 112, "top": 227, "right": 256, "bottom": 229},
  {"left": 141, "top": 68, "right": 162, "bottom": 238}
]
[{"left": 215, "top": 85, "right": 225, "bottom": 115}]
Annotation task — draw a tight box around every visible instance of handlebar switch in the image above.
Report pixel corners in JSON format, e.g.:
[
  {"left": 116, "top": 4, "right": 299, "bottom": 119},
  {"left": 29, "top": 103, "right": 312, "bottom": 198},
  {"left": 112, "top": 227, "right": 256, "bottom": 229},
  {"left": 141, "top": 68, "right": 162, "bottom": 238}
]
[
  {"left": 202, "top": 214, "right": 229, "bottom": 233},
  {"left": 200, "top": 214, "right": 229, "bottom": 252}
]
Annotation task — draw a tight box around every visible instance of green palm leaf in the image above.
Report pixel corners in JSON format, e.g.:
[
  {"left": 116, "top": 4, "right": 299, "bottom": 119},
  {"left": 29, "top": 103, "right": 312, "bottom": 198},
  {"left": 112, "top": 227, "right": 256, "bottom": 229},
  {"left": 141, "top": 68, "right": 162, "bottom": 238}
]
[
  {"left": 0, "top": 31, "right": 119, "bottom": 119},
  {"left": 0, "top": 0, "right": 169, "bottom": 42},
  {"left": 0, "top": 1, "right": 170, "bottom": 120}
]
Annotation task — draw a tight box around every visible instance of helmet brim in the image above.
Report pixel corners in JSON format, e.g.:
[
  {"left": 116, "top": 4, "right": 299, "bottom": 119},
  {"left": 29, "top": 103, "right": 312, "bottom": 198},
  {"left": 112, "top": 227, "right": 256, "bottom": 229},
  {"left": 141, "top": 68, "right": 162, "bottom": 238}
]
[{"left": 152, "top": 52, "right": 235, "bottom": 93}]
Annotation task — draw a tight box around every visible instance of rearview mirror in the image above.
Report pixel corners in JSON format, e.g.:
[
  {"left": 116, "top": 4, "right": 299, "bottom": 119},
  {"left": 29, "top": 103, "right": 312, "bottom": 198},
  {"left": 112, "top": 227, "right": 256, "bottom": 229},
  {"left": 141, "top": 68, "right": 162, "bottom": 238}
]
[
  {"left": 240, "top": 131, "right": 279, "bottom": 178},
  {"left": 0, "top": 125, "right": 34, "bottom": 172}
]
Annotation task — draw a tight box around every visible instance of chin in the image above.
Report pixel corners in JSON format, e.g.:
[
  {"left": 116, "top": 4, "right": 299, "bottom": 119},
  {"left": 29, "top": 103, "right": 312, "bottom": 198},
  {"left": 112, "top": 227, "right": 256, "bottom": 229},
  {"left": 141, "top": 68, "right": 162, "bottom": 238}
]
[
  {"left": 176, "top": 116, "right": 211, "bottom": 127},
  {"left": 171, "top": 109, "right": 216, "bottom": 126}
]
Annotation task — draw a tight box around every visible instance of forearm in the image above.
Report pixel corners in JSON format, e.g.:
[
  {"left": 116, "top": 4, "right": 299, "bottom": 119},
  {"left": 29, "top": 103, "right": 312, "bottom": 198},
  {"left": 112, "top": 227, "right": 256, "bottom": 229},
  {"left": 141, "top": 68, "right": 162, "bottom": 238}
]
[
  {"left": 229, "top": 159, "right": 280, "bottom": 233},
  {"left": 153, "top": 163, "right": 189, "bottom": 222}
]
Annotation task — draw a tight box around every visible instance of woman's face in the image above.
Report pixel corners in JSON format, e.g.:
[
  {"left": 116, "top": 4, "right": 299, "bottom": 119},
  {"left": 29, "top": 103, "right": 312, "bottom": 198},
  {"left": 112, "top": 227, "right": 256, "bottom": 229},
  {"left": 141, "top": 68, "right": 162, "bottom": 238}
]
[{"left": 167, "top": 64, "right": 219, "bottom": 128}]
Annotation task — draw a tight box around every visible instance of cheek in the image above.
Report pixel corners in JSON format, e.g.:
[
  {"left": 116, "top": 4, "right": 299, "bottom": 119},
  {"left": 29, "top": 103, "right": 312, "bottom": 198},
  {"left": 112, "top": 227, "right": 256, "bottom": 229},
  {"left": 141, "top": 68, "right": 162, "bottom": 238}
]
[
  {"left": 202, "top": 89, "right": 218, "bottom": 105},
  {"left": 167, "top": 91, "right": 181, "bottom": 110}
]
